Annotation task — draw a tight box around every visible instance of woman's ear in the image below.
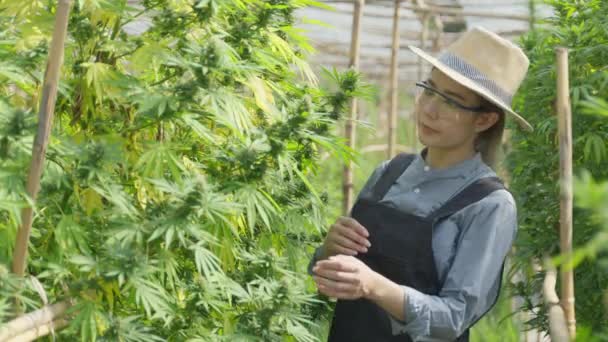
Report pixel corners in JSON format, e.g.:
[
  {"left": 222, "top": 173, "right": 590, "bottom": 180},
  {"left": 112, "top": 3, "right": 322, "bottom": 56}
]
[{"left": 474, "top": 111, "right": 499, "bottom": 133}]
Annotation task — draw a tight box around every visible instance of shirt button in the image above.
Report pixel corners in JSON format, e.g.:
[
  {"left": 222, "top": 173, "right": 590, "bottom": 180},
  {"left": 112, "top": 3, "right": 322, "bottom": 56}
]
[
  {"left": 414, "top": 188, "right": 420, "bottom": 194},
  {"left": 424, "top": 166, "right": 430, "bottom": 172}
]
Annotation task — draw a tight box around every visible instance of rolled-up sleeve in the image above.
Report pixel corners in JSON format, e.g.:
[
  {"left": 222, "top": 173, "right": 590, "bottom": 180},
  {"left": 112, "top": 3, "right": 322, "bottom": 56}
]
[{"left": 390, "top": 190, "right": 518, "bottom": 341}]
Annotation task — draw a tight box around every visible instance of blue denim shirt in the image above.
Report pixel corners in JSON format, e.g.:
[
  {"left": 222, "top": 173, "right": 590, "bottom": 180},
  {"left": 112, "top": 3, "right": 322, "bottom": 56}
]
[{"left": 309, "top": 152, "right": 517, "bottom": 341}]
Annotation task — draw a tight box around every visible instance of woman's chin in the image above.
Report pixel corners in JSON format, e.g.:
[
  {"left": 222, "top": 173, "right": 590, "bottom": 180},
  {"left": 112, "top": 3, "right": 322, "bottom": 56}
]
[
  {"left": 418, "top": 129, "right": 440, "bottom": 145},
  {"left": 419, "top": 134, "right": 452, "bottom": 150}
]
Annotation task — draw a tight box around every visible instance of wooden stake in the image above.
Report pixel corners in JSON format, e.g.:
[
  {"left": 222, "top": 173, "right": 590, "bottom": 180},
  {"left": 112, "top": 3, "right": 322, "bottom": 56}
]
[
  {"left": 0, "top": 301, "right": 70, "bottom": 340},
  {"left": 431, "top": 14, "right": 444, "bottom": 52},
  {"left": 556, "top": 47, "right": 576, "bottom": 339},
  {"left": 543, "top": 259, "right": 571, "bottom": 342},
  {"left": 6, "top": 319, "right": 68, "bottom": 342},
  {"left": 417, "top": 13, "right": 430, "bottom": 82},
  {"left": 12, "top": 0, "right": 73, "bottom": 278},
  {"left": 413, "top": 1, "right": 431, "bottom": 152},
  {"left": 528, "top": 0, "right": 536, "bottom": 30},
  {"left": 343, "top": 0, "right": 365, "bottom": 215},
  {"left": 387, "top": 0, "right": 401, "bottom": 159},
  {"left": 324, "top": 0, "right": 532, "bottom": 21},
  {"left": 401, "top": 2, "right": 531, "bottom": 21}
]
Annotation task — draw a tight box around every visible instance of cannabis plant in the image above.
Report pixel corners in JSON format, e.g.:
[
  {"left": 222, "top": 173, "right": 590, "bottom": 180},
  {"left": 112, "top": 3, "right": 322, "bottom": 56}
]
[
  {"left": 508, "top": 0, "right": 608, "bottom": 334},
  {"left": 0, "top": 0, "right": 373, "bottom": 340}
]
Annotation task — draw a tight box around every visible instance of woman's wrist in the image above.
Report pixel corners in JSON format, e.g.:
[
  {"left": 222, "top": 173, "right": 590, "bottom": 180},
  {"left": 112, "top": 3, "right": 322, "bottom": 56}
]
[
  {"left": 365, "top": 271, "right": 390, "bottom": 300},
  {"left": 365, "top": 271, "right": 407, "bottom": 321}
]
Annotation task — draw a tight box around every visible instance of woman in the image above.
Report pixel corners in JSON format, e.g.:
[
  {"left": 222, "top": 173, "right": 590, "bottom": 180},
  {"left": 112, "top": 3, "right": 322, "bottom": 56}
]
[{"left": 309, "top": 27, "right": 532, "bottom": 341}]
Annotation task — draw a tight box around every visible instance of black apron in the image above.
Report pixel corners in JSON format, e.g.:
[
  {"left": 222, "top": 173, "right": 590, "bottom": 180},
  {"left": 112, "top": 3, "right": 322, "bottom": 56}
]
[{"left": 327, "top": 153, "right": 506, "bottom": 342}]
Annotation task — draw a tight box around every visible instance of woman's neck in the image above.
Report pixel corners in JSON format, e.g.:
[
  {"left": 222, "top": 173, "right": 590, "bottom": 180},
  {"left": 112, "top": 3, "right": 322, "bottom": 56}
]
[{"left": 424, "top": 146, "right": 476, "bottom": 170}]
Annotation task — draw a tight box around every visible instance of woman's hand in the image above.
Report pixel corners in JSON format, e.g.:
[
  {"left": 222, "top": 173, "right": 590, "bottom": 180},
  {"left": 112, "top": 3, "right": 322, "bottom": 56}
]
[
  {"left": 320, "top": 217, "right": 371, "bottom": 259},
  {"left": 312, "top": 255, "right": 380, "bottom": 300}
]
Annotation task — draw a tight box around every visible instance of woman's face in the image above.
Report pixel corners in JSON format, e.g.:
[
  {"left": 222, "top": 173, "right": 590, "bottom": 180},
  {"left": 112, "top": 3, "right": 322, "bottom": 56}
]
[{"left": 414, "top": 69, "right": 497, "bottom": 151}]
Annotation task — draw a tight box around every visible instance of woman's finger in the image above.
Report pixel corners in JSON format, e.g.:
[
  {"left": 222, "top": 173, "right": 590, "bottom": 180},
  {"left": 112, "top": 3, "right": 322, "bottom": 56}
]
[
  {"left": 332, "top": 245, "right": 358, "bottom": 256},
  {"left": 335, "top": 224, "right": 371, "bottom": 249},
  {"left": 332, "top": 234, "right": 367, "bottom": 254},
  {"left": 313, "top": 268, "right": 359, "bottom": 284},
  {"left": 314, "top": 258, "right": 358, "bottom": 273},
  {"left": 337, "top": 216, "right": 370, "bottom": 238},
  {"left": 314, "top": 276, "right": 358, "bottom": 294},
  {"left": 316, "top": 282, "right": 359, "bottom": 300}
]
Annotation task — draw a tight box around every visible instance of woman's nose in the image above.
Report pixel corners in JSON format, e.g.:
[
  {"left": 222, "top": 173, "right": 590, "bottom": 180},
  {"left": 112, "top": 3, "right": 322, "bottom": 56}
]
[{"left": 421, "top": 96, "right": 440, "bottom": 120}]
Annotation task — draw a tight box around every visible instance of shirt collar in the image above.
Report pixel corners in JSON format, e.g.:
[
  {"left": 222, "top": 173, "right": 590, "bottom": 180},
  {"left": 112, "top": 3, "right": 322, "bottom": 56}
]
[{"left": 414, "top": 148, "right": 484, "bottom": 179}]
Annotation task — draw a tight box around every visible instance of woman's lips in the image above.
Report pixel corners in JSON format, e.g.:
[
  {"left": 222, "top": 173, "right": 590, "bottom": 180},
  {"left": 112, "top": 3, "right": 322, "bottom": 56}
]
[{"left": 420, "top": 123, "right": 440, "bottom": 135}]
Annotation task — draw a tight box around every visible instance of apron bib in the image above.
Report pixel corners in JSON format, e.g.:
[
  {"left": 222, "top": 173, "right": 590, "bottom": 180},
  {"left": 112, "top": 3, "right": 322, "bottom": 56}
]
[{"left": 327, "top": 153, "right": 506, "bottom": 342}]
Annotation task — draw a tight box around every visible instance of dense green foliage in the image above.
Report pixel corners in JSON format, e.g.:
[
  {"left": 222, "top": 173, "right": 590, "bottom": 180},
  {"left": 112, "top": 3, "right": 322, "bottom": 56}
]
[
  {"left": 0, "top": 0, "right": 373, "bottom": 340},
  {"left": 571, "top": 97, "right": 608, "bottom": 341},
  {"left": 507, "top": 0, "right": 608, "bottom": 335}
]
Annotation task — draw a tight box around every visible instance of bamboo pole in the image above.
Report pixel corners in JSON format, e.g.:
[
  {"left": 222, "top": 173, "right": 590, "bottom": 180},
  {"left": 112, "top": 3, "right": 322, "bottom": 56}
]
[
  {"left": 314, "top": 26, "right": 526, "bottom": 44},
  {"left": 556, "top": 47, "right": 576, "bottom": 339},
  {"left": 0, "top": 301, "right": 70, "bottom": 341},
  {"left": 543, "top": 260, "right": 571, "bottom": 342},
  {"left": 412, "top": 2, "right": 431, "bottom": 152},
  {"left": 342, "top": 0, "right": 364, "bottom": 215},
  {"left": 431, "top": 14, "right": 444, "bottom": 52},
  {"left": 387, "top": 0, "right": 401, "bottom": 159},
  {"left": 330, "top": 6, "right": 418, "bottom": 20},
  {"left": 400, "top": 3, "right": 531, "bottom": 21},
  {"left": 324, "top": 0, "right": 531, "bottom": 21},
  {"left": 528, "top": 0, "right": 536, "bottom": 30},
  {"left": 12, "top": 0, "right": 73, "bottom": 278},
  {"left": 417, "top": 13, "right": 430, "bottom": 82},
  {"left": 5, "top": 319, "right": 68, "bottom": 342}
]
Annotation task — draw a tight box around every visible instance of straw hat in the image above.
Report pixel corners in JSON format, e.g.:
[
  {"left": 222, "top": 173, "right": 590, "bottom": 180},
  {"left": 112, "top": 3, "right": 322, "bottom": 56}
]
[{"left": 409, "top": 26, "right": 533, "bottom": 131}]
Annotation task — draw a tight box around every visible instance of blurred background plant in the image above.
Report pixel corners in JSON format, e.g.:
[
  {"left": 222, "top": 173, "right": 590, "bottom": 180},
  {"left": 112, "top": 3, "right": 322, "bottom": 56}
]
[{"left": 507, "top": 0, "right": 608, "bottom": 337}]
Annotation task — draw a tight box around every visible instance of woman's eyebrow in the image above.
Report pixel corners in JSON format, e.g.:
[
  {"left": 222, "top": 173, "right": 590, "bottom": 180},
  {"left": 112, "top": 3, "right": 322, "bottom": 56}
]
[{"left": 427, "top": 79, "right": 467, "bottom": 102}]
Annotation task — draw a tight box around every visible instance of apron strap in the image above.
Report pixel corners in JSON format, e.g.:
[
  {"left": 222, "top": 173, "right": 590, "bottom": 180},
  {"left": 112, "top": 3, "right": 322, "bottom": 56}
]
[
  {"left": 427, "top": 176, "right": 506, "bottom": 222},
  {"left": 428, "top": 176, "right": 508, "bottom": 339},
  {"left": 370, "top": 153, "right": 417, "bottom": 203}
]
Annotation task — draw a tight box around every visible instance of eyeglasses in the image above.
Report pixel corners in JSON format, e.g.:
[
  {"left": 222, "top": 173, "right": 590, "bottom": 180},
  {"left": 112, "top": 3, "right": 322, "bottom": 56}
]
[{"left": 415, "top": 81, "right": 485, "bottom": 113}]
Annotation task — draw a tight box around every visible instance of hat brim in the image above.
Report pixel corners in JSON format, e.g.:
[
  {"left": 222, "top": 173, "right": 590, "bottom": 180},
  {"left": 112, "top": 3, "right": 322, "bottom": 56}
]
[{"left": 408, "top": 45, "right": 533, "bottom": 132}]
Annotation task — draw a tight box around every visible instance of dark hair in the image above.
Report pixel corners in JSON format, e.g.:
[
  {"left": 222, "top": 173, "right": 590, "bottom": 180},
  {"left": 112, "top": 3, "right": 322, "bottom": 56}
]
[{"left": 475, "top": 97, "right": 506, "bottom": 169}]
